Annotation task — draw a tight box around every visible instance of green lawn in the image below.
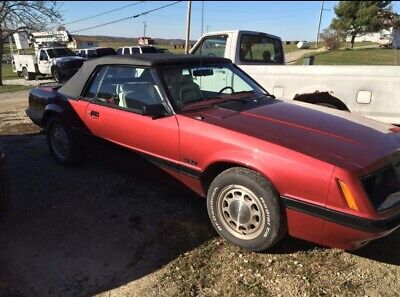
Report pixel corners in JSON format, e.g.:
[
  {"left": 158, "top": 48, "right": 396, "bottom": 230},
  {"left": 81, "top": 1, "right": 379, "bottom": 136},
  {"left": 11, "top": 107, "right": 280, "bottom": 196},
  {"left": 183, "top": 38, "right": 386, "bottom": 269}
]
[
  {"left": 309, "top": 48, "right": 400, "bottom": 65},
  {"left": 1, "top": 63, "right": 19, "bottom": 80},
  {"left": 0, "top": 85, "right": 30, "bottom": 93}
]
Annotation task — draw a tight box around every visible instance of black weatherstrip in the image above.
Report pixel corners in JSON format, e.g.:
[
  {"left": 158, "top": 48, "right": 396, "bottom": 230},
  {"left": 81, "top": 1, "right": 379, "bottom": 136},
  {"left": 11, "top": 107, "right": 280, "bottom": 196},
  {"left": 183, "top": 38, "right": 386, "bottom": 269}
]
[
  {"left": 281, "top": 196, "right": 400, "bottom": 233},
  {"left": 142, "top": 153, "right": 202, "bottom": 179}
]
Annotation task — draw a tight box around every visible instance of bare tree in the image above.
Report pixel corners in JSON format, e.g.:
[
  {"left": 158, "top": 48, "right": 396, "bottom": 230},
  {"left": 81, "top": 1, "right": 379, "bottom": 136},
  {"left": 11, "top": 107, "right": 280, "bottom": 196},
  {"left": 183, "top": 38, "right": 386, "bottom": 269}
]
[{"left": 0, "top": 1, "right": 62, "bottom": 85}]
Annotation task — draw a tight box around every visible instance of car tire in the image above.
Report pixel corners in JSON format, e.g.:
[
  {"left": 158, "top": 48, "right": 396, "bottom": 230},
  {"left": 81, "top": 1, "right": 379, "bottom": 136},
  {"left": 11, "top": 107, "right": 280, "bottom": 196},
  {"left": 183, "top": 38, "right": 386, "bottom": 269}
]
[
  {"left": 207, "top": 167, "right": 286, "bottom": 252},
  {"left": 22, "top": 67, "right": 35, "bottom": 80},
  {"left": 51, "top": 67, "right": 62, "bottom": 83},
  {"left": 46, "top": 116, "right": 81, "bottom": 166}
]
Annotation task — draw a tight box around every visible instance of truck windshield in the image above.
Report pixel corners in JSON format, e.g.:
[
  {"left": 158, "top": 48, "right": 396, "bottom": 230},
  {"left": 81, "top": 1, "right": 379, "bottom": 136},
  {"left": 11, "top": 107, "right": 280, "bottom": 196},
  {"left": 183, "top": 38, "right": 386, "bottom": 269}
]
[
  {"left": 47, "top": 48, "right": 76, "bottom": 58},
  {"left": 160, "top": 64, "right": 266, "bottom": 110},
  {"left": 239, "top": 34, "right": 284, "bottom": 64}
]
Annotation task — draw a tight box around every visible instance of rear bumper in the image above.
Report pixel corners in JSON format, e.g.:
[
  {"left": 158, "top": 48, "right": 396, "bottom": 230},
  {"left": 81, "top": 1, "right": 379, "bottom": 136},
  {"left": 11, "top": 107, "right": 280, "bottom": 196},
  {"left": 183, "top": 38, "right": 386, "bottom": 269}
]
[{"left": 282, "top": 196, "right": 400, "bottom": 250}]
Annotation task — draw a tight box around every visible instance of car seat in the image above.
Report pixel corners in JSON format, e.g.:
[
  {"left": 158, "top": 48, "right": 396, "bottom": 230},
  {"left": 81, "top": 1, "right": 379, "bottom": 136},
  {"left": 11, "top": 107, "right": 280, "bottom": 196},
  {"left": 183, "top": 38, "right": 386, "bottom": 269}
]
[
  {"left": 118, "top": 82, "right": 161, "bottom": 110},
  {"left": 180, "top": 75, "right": 201, "bottom": 104}
]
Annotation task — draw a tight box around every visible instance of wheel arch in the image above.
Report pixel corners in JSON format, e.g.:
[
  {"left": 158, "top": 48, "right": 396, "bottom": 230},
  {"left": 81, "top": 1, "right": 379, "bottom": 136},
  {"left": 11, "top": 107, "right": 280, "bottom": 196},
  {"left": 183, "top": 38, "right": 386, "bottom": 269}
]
[
  {"left": 200, "top": 160, "right": 280, "bottom": 196},
  {"left": 42, "top": 104, "right": 64, "bottom": 127},
  {"left": 293, "top": 91, "right": 350, "bottom": 111}
]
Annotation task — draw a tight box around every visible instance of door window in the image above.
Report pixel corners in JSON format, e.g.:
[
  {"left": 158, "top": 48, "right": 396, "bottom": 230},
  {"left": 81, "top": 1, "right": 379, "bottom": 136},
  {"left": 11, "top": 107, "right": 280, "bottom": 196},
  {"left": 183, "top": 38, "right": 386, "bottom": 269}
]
[
  {"left": 122, "top": 48, "right": 130, "bottom": 55},
  {"left": 191, "top": 35, "right": 227, "bottom": 57},
  {"left": 39, "top": 50, "right": 48, "bottom": 61},
  {"left": 84, "top": 65, "right": 163, "bottom": 113},
  {"left": 87, "top": 49, "right": 96, "bottom": 57},
  {"left": 131, "top": 47, "right": 140, "bottom": 54},
  {"left": 117, "top": 48, "right": 123, "bottom": 55},
  {"left": 239, "top": 34, "right": 283, "bottom": 64}
]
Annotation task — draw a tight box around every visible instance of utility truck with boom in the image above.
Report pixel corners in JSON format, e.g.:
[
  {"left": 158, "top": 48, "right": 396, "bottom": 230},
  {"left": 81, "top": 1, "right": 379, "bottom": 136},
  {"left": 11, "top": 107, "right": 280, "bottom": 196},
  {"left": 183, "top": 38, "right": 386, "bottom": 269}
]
[
  {"left": 11, "top": 31, "right": 85, "bottom": 83},
  {"left": 190, "top": 30, "right": 400, "bottom": 125}
]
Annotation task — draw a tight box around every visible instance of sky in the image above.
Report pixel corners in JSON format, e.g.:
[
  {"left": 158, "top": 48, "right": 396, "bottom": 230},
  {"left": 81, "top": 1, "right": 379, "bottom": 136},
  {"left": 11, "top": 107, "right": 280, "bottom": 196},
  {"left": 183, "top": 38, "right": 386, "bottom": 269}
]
[{"left": 57, "top": 1, "right": 400, "bottom": 41}]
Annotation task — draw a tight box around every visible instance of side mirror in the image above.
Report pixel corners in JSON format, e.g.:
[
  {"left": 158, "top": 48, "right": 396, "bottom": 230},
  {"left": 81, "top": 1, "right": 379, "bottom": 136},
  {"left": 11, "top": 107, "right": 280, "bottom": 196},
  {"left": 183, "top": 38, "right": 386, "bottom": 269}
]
[{"left": 141, "top": 104, "right": 167, "bottom": 119}]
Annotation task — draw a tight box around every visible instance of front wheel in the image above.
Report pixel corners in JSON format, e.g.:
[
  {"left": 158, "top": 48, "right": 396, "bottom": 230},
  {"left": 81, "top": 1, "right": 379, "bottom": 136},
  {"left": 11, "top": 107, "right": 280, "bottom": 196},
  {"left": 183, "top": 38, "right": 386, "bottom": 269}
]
[
  {"left": 46, "top": 116, "right": 81, "bottom": 166},
  {"left": 51, "top": 67, "right": 62, "bottom": 83},
  {"left": 207, "top": 167, "right": 286, "bottom": 252}
]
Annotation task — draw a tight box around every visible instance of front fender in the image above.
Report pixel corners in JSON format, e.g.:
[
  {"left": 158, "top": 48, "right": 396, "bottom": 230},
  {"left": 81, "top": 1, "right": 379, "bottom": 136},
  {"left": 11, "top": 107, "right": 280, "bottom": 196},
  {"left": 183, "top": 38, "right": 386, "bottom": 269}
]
[{"left": 202, "top": 149, "right": 282, "bottom": 191}]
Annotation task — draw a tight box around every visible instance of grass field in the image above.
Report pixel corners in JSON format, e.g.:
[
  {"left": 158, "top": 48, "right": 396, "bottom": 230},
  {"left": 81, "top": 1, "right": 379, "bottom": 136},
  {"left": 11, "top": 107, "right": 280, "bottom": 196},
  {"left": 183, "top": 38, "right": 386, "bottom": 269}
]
[
  {"left": 1, "top": 63, "right": 18, "bottom": 80},
  {"left": 300, "top": 48, "right": 400, "bottom": 65}
]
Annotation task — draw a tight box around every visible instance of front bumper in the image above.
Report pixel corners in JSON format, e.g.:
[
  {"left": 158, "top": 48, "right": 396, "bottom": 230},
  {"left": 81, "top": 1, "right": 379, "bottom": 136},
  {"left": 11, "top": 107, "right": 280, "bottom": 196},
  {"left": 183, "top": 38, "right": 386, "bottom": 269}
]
[{"left": 283, "top": 196, "right": 400, "bottom": 250}]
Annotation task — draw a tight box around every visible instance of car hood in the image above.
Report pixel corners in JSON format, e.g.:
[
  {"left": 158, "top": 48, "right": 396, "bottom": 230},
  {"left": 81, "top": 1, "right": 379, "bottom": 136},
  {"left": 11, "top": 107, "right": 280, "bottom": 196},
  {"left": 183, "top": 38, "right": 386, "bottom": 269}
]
[
  {"left": 184, "top": 101, "right": 400, "bottom": 171},
  {"left": 53, "top": 56, "right": 86, "bottom": 64}
]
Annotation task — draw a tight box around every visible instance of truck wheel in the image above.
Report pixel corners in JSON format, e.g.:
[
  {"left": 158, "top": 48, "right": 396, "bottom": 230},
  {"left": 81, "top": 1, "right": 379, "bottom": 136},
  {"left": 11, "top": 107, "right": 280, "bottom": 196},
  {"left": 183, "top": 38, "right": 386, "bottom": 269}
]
[
  {"left": 46, "top": 116, "right": 81, "bottom": 166},
  {"left": 22, "top": 67, "right": 35, "bottom": 80},
  {"left": 51, "top": 67, "right": 62, "bottom": 83},
  {"left": 207, "top": 167, "right": 286, "bottom": 252}
]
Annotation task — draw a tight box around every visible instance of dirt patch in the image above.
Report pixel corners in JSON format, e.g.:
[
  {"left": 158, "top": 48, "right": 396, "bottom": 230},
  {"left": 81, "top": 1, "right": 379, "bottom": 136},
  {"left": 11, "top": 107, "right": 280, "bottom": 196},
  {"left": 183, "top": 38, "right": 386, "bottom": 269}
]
[{"left": 0, "top": 93, "right": 399, "bottom": 297}]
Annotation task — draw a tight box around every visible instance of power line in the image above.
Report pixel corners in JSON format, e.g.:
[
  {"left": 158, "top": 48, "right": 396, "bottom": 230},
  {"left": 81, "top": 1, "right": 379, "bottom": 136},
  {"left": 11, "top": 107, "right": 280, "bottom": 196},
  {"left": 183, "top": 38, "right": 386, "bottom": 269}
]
[
  {"left": 70, "top": 1, "right": 182, "bottom": 34},
  {"left": 64, "top": 1, "right": 145, "bottom": 25}
]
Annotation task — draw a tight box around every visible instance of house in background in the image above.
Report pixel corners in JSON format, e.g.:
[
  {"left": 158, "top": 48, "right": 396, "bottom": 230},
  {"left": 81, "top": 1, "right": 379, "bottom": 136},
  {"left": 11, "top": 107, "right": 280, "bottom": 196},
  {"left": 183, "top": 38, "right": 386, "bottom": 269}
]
[
  {"left": 68, "top": 35, "right": 99, "bottom": 49},
  {"left": 138, "top": 36, "right": 154, "bottom": 45},
  {"left": 346, "top": 27, "right": 400, "bottom": 48}
]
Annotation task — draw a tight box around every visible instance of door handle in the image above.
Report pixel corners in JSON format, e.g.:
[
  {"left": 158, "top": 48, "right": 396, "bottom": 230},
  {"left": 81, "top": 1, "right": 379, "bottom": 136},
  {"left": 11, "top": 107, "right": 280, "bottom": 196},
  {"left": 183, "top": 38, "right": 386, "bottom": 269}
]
[{"left": 89, "top": 110, "right": 99, "bottom": 118}]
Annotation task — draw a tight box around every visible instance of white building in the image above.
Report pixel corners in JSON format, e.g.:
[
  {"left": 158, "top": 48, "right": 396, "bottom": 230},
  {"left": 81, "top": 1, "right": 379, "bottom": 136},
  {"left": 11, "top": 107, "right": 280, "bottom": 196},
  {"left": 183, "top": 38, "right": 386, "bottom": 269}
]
[{"left": 346, "top": 27, "right": 400, "bottom": 48}]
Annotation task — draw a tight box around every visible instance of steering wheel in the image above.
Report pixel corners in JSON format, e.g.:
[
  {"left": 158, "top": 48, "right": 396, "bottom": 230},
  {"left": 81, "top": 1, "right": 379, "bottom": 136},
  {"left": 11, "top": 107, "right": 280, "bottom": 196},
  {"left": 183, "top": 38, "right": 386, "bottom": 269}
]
[{"left": 217, "top": 86, "right": 234, "bottom": 95}]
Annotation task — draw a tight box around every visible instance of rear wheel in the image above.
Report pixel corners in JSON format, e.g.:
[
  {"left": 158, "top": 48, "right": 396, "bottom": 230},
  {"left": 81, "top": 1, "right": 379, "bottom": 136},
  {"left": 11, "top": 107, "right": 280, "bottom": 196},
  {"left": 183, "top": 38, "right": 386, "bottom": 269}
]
[
  {"left": 51, "top": 67, "right": 62, "bottom": 83},
  {"left": 207, "top": 167, "right": 286, "bottom": 252},
  {"left": 22, "top": 67, "right": 35, "bottom": 80},
  {"left": 46, "top": 116, "right": 81, "bottom": 166}
]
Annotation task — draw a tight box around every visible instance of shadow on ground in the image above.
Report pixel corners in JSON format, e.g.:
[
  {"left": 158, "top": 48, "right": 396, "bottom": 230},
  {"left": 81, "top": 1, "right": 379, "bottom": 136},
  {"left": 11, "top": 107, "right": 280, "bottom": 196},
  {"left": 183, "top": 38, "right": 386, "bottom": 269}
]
[
  {"left": 0, "top": 133, "right": 215, "bottom": 297},
  {"left": 0, "top": 132, "right": 399, "bottom": 297}
]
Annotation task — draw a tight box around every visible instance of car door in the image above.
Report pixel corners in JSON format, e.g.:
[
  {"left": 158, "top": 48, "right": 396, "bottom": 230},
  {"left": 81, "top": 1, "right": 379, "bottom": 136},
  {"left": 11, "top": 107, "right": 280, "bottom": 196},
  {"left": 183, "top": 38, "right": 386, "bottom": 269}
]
[
  {"left": 38, "top": 49, "right": 51, "bottom": 74},
  {"left": 83, "top": 64, "right": 180, "bottom": 163}
]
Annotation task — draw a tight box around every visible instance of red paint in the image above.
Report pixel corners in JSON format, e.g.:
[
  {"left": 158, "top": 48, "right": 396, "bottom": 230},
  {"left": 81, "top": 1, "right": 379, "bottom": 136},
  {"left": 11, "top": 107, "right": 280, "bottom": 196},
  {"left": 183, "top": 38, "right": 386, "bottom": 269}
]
[{"left": 68, "top": 98, "right": 400, "bottom": 250}]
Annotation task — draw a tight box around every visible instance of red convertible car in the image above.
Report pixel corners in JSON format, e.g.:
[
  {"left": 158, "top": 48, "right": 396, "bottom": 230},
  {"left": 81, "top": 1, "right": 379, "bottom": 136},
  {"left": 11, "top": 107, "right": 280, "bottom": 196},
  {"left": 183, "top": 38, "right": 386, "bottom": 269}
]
[{"left": 27, "top": 54, "right": 400, "bottom": 251}]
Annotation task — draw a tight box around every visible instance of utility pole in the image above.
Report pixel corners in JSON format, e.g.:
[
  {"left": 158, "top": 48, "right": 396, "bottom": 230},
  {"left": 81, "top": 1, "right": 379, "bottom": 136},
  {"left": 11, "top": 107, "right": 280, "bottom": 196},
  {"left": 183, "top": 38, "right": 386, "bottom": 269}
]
[
  {"left": 143, "top": 21, "right": 147, "bottom": 38},
  {"left": 315, "top": 1, "right": 324, "bottom": 47},
  {"left": 206, "top": 25, "right": 210, "bottom": 33},
  {"left": 185, "top": 0, "right": 192, "bottom": 54},
  {"left": 201, "top": 1, "right": 204, "bottom": 36}
]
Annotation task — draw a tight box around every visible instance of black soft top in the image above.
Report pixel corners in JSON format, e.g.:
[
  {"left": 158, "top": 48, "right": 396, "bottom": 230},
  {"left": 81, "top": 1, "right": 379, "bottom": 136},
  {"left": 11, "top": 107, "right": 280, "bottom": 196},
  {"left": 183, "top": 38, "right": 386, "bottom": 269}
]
[{"left": 58, "top": 54, "right": 232, "bottom": 97}]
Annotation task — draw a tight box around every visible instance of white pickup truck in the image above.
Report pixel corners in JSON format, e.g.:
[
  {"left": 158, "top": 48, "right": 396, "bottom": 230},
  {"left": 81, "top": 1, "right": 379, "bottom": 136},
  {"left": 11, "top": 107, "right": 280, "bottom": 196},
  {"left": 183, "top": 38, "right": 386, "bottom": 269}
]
[
  {"left": 13, "top": 47, "right": 86, "bottom": 83},
  {"left": 190, "top": 30, "right": 400, "bottom": 125}
]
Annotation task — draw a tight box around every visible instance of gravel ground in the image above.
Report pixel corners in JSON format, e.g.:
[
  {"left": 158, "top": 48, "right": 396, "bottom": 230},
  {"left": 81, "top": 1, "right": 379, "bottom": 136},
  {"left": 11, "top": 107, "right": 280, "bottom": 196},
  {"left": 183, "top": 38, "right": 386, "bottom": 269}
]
[
  {"left": 3, "top": 78, "right": 54, "bottom": 87},
  {"left": 0, "top": 91, "right": 399, "bottom": 297}
]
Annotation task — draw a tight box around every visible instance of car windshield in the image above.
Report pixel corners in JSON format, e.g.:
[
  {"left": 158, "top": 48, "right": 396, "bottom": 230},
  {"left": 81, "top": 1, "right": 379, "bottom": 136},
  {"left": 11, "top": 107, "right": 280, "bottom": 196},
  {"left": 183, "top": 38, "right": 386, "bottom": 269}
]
[
  {"left": 141, "top": 47, "right": 158, "bottom": 53},
  {"left": 160, "top": 64, "right": 266, "bottom": 110},
  {"left": 47, "top": 48, "right": 76, "bottom": 58}
]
